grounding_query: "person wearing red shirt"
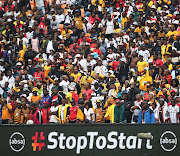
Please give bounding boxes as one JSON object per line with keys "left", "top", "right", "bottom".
{"left": 162, "top": 69, "right": 172, "bottom": 84}
{"left": 68, "top": 100, "right": 78, "bottom": 123}
{"left": 82, "top": 83, "right": 93, "bottom": 100}
{"left": 5, "top": 5, "right": 14, "bottom": 12}
{"left": 41, "top": 101, "right": 50, "bottom": 124}
{"left": 155, "top": 59, "right": 163, "bottom": 67}
{"left": 38, "top": 17, "right": 47, "bottom": 34}
{"left": 112, "top": 57, "right": 120, "bottom": 71}
{"left": 93, "top": 43, "right": 101, "bottom": 55}
{"left": 77, "top": 32, "right": 91, "bottom": 44}
{"left": 88, "top": 12, "right": 96, "bottom": 25}
{"left": 33, "top": 65, "right": 45, "bottom": 85}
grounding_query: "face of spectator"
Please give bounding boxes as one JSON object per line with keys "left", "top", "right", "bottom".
{"left": 53, "top": 88, "right": 58, "bottom": 94}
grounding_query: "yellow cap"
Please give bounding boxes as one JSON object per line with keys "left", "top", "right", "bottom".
{"left": 52, "top": 14, "right": 56, "bottom": 17}
{"left": 99, "top": 74, "right": 104, "bottom": 78}
{"left": 97, "top": 100, "right": 101, "bottom": 103}
{"left": 60, "top": 66, "right": 65, "bottom": 70}
{"left": 32, "top": 87, "right": 38, "bottom": 92}
{"left": 139, "top": 9, "right": 143, "bottom": 12}
{"left": 38, "top": 59, "right": 43, "bottom": 62}
{"left": 167, "top": 14, "right": 172, "bottom": 17}
{"left": 109, "top": 74, "right": 116, "bottom": 78}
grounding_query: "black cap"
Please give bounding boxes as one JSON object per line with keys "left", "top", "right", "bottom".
{"left": 30, "top": 103, "right": 37, "bottom": 107}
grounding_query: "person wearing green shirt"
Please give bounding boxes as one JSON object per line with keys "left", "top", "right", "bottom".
{"left": 114, "top": 100, "right": 126, "bottom": 123}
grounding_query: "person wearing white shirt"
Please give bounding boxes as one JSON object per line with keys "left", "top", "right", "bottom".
{"left": 60, "top": 76, "right": 70, "bottom": 94}
{"left": 94, "top": 59, "right": 108, "bottom": 77}
{"left": 56, "top": 10, "right": 65, "bottom": 24}
{"left": 49, "top": 101, "right": 59, "bottom": 123}
{"left": 7, "top": 70, "right": 15, "bottom": 89}
{"left": 131, "top": 94, "right": 142, "bottom": 123}
{"left": 26, "top": 26, "right": 34, "bottom": 40}
{"left": 168, "top": 100, "right": 179, "bottom": 123}
{"left": 84, "top": 102, "right": 95, "bottom": 123}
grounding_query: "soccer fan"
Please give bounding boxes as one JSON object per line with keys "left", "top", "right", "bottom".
{"left": 0, "top": 0, "right": 179, "bottom": 125}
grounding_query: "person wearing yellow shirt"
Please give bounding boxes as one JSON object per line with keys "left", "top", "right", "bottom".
{"left": 137, "top": 55, "right": 148, "bottom": 74}
{"left": 121, "top": 12, "right": 129, "bottom": 29}
{"left": 18, "top": 43, "right": 27, "bottom": 63}
{"left": 74, "top": 10, "right": 83, "bottom": 31}
{"left": 70, "top": 66, "right": 81, "bottom": 83}
{"left": 166, "top": 26, "right": 178, "bottom": 40}
{"left": 61, "top": 26, "right": 72, "bottom": 39}
{"left": 43, "top": 59, "right": 51, "bottom": 78}
{"left": 139, "top": 70, "right": 153, "bottom": 91}
{"left": 104, "top": 98, "right": 115, "bottom": 123}
{"left": 2, "top": 100, "right": 12, "bottom": 124}
{"left": 134, "top": 22, "right": 144, "bottom": 34}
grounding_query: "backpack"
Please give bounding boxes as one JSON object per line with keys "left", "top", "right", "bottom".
{"left": 71, "top": 91, "right": 79, "bottom": 104}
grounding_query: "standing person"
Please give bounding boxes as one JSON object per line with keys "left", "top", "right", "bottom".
{"left": 10, "top": 101, "right": 22, "bottom": 124}
{"left": 48, "top": 100, "right": 59, "bottom": 124}
{"left": 50, "top": 87, "right": 62, "bottom": 105}
{"left": 33, "top": 65, "right": 45, "bottom": 84}
{"left": 2, "top": 100, "right": 12, "bottom": 124}
{"left": 68, "top": 100, "right": 78, "bottom": 123}
{"left": 30, "top": 103, "right": 41, "bottom": 124}
{"left": 153, "top": 98, "right": 169, "bottom": 123}
{"left": 35, "top": 0, "right": 45, "bottom": 14}
{"left": 105, "top": 14, "right": 114, "bottom": 39}
{"left": 168, "top": 99, "right": 179, "bottom": 123}
{"left": 94, "top": 59, "right": 108, "bottom": 77}
{"left": 40, "top": 89, "right": 51, "bottom": 106}
{"left": 74, "top": 10, "right": 83, "bottom": 34}
{"left": 95, "top": 100, "right": 104, "bottom": 123}
{"left": 114, "top": 100, "right": 126, "bottom": 123}
{"left": 82, "top": 83, "right": 93, "bottom": 100}
{"left": 104, "top": 98, "right": 115, "bottom": 123}
{"left": 55, "top": 99, "right": 70, "bottom": 124}
{"left": 20, "top": 102, "right": 30, "bottom": 124}
{"left": 138, "top": 101, "right": 155, "bottom": 124}
{"left": 84, "top": 101, "right": 95, "bottom": 123}
{"left": 137, "top": 55, "right": 148, "bottom": 75}
{"left": 131, "top": 94, "right": 142, "bottom": 123}
{"left": 41, "top": 101, "right": 50, "bottom": 124}
{"left": 31, "top": 87, "right": 41, "bottom": 104}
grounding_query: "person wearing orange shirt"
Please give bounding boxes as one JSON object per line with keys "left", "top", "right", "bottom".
{"left": 31, "top": 87, "right": 41, "bottom": 104}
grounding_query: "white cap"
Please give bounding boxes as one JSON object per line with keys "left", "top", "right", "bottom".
{"left": 76, "top": 54, "right": 81, "bottom": 58}
{"left": 27, "top": 14, "right": 32, "bottom": 16}
{"left": 16, "top": 62, "right": 22, "bottom": 66}
{"left": 163, "top": 5, "right": 168, "bottom": 8}
{"left": 147, "top": 20, "right": 152, "bottom": 24}
{"left": 172, "top": 47, "right": 177, "bottom": 51}
{"left": 172, "top": 20, "right": 179, "bottom": 24}
{"left": 108, "top": 70, "right": 114, "bottom": 74}
{"left": 151, "top": 5, "right": 156, "bottom": 9}
{"left": 133, "top": 21, "right": 138, "bottom": 25}
{"left": 7, "top": 18, "right": 12, "bottom": 22}
{"left": 121, "top": 58, "right": 126, "bottom": 63}
{"left": 148, "top": 59, "right": 153, "bottom": 64}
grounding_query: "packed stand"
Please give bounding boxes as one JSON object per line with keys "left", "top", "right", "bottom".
{"left": 0, "top": 0, "right": 180, "bottom": 125}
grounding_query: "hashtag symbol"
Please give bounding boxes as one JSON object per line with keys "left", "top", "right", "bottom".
{"left": 32, "top": 132, "right": 45, "bottom": 151}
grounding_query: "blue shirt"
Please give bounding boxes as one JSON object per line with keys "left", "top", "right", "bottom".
{"left": 40, "top": 95, "right": 51, "bottom": 106}
{"left": 138, "top": 109, "right": 155, "bottom": 124}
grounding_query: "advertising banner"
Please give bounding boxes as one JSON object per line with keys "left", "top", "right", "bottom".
{"left": 1, "top": 124, "right": 179, "bottom": 156}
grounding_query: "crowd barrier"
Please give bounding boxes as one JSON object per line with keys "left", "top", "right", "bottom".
{"left": 0, "top": 124, "right": 179, "bottom": 156}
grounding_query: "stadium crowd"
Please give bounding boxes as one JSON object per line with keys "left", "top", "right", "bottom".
{"left": 0, "top": 0, "right": 179, "bottom": 125}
